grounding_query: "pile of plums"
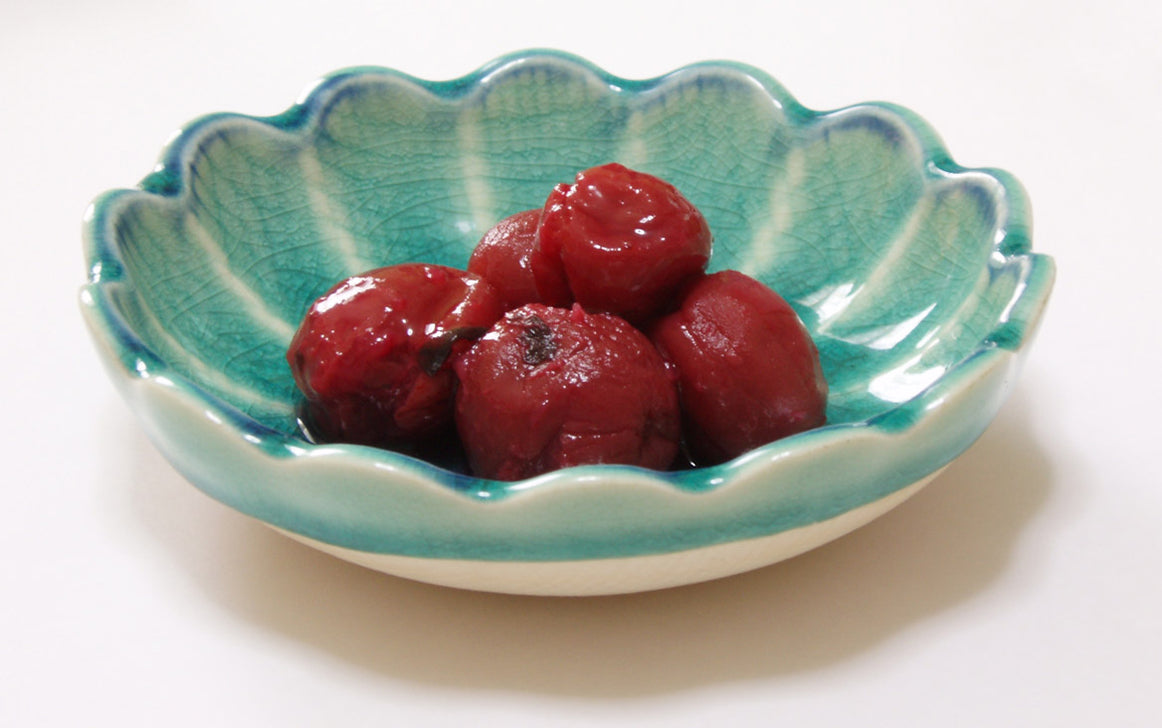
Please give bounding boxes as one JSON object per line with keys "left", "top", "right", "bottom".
{"left": 287, "top": 163, "right": 828, "bottom": 480}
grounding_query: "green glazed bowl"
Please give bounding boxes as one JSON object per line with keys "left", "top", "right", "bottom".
{"left": 81, "top": 50, "right": 1054, "bottom": 595}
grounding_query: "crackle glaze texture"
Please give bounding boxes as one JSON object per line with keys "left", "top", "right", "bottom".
{"left": 81, "top": 51, "right": 1054, "bottom": 573}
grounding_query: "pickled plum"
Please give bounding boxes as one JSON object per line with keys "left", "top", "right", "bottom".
{"left": 535, "top": 163, "right": 712, "bottom": 324}
{"left": 650, "top": 270, "right": 828, "bottom": 465}
{"left": 466, "top": 209, "right": 570, "bottom": 309}
{"left": 453, "top": 303, "right": 681, "bottom": 481}
{"left": 287, "top": 163, "right": 829, "bottom": 478}
{"left": 287, "top": 263, "right": 503, "bottom": 449}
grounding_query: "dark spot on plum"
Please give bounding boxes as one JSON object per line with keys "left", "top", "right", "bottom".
{"left": 518, "top": 314, "right": 557, "bottom": 365}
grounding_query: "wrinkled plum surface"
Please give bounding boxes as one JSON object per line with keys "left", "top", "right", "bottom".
{"left": 287, "top": 263, "right": 503, "bottom": 449}
{"left": 453, "top": 303, "right": 681, "bottom": 480}
{"left": 535, "top": 163, "right": 712, "bottom": 324}
{"left": 650, "top": 270, "right": 828, "bottom": 465}
{"left": 467, "top": 209, "right": 569, "bottom": 310}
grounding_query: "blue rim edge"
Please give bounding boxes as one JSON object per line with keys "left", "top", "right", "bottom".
{"left": 80, "top": 49, "right": 1056, "bottom": 558}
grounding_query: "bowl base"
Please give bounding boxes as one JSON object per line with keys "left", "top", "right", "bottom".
{"left": 272, "top": 469, "right": 943, "bottom": 596}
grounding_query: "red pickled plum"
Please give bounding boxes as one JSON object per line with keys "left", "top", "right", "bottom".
{"left": 535, "top": 163, "right": 712, "bottom": 324}
{"left": 287, "top": 263, "right": 503, "bottom": 449}
{"left": 453, "top": 304, "right": 681, "bottom": 480}
{"left": 467, "top": 209, "right": 570, "bottom": 309}
{"left": 650, "top": 270, "right": 828, "bottom": 465}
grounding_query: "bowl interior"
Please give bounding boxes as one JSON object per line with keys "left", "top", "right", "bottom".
{"left": 92, "top": 54, "right": 1038, "bottom": 463}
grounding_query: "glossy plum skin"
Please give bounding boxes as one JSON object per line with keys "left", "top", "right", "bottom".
{"left": 453, "top": 303, "right": 681, "bottom": 481}
{"left": 467, "top": 209, "right": 570, "bottom": 310}
{"left": 650, "top": 270, "right": 828, "bottom": 465}
{"left": 287, "top": 264, "right": 503, "bottom": 449}
{"left": 535, "top": 163, "right": 712, "bottom": 324}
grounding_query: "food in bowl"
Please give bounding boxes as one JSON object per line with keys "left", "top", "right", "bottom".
{"left": 535, "top": 162, "right": 713, "bottom": 324}
{"left": 286, "top": 163, "right": 829, "bottom": 478}
{"left": 651, "top": 269, "right": 829, "bottom": 465}
{"left": 466, "top": 209, "right": 548, "bottom": 309}
{"left": 286, "top": 263, "right": 503, "bottom": 450}
{"left": 454, "top": 303, "right": 682, "bottom": 480}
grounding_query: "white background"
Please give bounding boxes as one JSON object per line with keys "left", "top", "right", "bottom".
{"left": 3, "top": 1, "right": 1160, "bottom": 725}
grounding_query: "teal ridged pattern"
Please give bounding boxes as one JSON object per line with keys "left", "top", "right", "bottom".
{"left": 81, "top": 50, "right": 1054, "bottom": 561}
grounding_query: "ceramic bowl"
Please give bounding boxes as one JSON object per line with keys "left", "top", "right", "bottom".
{"left": 81, "top": 50, "right": 1054, "bottom": 596}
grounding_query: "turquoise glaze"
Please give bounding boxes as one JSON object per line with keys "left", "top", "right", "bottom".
{"left": 81, "top": 50, "right": 1054, "bottom": 564}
